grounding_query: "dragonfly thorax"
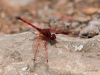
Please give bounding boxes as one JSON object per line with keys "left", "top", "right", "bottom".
{"left": 42, "top": 29, "right": 56, "bottom": 40}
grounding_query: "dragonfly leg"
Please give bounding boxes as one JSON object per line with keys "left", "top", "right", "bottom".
{"left": 29, "top": 35, "right": 42, "bottom": 41}
{"left": 44, "top": 40, "right": 48, "bottom": 63}
{"left": 33, "top": 36, "right": 41, "bottom": 61}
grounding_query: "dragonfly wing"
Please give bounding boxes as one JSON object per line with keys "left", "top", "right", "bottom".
{"left": 47, "top": 28, "right": 69, "bottom": 35}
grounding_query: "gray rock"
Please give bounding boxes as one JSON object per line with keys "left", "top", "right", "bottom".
{"left": 73, "top": 16, "right": 91, "bottom": 23}
{"left": 79, "top": 20, "right": 100, "bottom": 38}
{"left": 89, "top": 20, "right": 100, "bottom": 30}
{"left": 0, "top": 32, "right": 100, "bottom": 75}
{"left": 71, "top": 21, "right": 80, "bottom": 29}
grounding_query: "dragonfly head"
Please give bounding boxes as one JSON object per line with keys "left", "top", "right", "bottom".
{"left": 50, "top": 34, "right": 56, "bottom": 40}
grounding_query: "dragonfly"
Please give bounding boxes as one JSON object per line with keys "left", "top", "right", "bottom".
{"left": 16, "top": 16, "right": 69, "bottom": 63}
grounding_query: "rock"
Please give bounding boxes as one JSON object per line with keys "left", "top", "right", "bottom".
{"left": 89, "top": 20, "right": 100, "bottom": 30}
{"left": 62, "top": 16, "right": 73, "bottom": 22}
{"left": 79, "top": 24, "right": 99, "bottom": 38}
{"left": 55, "top": 12, "right": 63, "bottom": 19}
{"left": 79, "top": 20, "right": 100, "bottom": 38}
{"left": 49, "top": 17, "right": 60, "bottom": 23}
{"left": 97, "top": 9, "right": 100, "bottom": 13}
{"left": 71, "top": 21, "right": 80, "bottom": 29}
{"left": 92, "top": 13, "right": 100, "bottom": 20}
{"left": 73, "top": 16, "right": 91, "bottom": 23}
{"left": 84, "top": 7, "right": 98, "bottom": 15}
{"left": 74, "top": 26, "right": 81, "bottom": 35}
{"left": 0, "top": 32, "right": 100, "bottom": 75}
{"left": 66, "top": 8, "right": 75, "bottom": 15}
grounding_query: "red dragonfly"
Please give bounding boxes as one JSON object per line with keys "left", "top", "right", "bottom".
{"left": 16, "top": 16, "right": 69, "bottom": 63}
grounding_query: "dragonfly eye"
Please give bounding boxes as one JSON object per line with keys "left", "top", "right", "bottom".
{"left": 50, "top": 34, "right": 56, "bottom": 40}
